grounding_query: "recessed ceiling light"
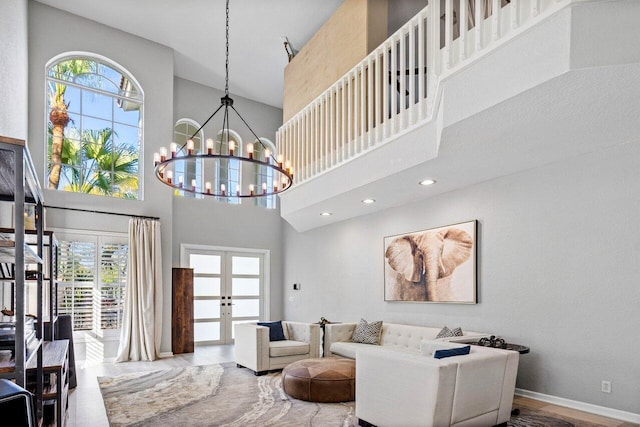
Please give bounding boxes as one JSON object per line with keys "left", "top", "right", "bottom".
{"left": 320, "top": 212, "right": 332, "bottom": 217}
{"left": 419, "top": 179, "right": 436, "bottom": 186}
{"left": 362, "top": 198, "right": 376, "bottom": 204}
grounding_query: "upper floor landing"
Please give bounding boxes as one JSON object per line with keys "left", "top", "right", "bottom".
{"left": 277, "top": 0, "right": 640, "bottom": 231}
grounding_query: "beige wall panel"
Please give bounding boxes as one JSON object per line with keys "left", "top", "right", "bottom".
{"left": 283, "top": 0, "right": 387, "bottom": 122}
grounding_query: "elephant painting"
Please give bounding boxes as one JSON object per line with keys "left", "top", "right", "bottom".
{"left": 384, "top": 221, "right": 477, "bottom": 303}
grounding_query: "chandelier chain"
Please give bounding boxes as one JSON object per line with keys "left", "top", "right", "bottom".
{"left": 225, "top": 0, "right": 230, "bottom": 96}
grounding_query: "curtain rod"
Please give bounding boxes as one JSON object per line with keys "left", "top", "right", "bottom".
{"left": 44, "top": 205, "right": 160, "bottom": 221}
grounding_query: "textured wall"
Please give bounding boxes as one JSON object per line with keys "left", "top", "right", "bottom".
{"left": 283, "top": 140, "right": 640, "bottom": 414}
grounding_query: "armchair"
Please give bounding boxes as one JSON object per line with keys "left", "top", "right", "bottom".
{"left": 235, "top": 321, "right": 321, "bottom": 375}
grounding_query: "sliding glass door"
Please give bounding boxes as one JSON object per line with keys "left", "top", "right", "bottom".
{"left": 183, "top": 247, "right": 266, "bottom": 345}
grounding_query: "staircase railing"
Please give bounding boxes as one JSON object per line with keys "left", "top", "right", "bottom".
{"left": 277, "top": 0, "right": 572, "bottom": 185}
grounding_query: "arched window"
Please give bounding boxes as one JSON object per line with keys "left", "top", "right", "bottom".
{"left": 253, "top": 138, "right": 277, "bottom": 209}
{"left": 173, "top": 119, "right": 204, "bottom": 199}
{"left": 46, "top": 54, "right": 143, "bottom": 199}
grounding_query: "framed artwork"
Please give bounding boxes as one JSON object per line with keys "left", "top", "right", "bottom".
{"left": 384, "top": 220, "right": 477, "bottom": 303}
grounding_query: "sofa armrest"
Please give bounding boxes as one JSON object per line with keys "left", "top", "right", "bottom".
{"left": 448, "top": 346, "right": 519, "bottom": 425}
{"left": 282, "top": 321, "right": 321, "bottom": 358}
{"left": 324, "top": 322, "right": 357, "bottom": 357}
{"left": 356, "top": 349, "right": 457, "bottom": 427}
{"left": 234, "top": 323, "right": 270, "bottom": 372}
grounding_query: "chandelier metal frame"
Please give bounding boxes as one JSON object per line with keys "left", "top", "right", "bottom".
{"left": 154, "top": 0, "right": 293, "bottom": 198}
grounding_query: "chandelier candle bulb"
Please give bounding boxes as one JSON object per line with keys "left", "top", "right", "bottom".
{"left": 206, "top": 138, "right": 214, "bottom": 155}
{"left": 277, "top": 154, "right": 284, "bottom": 168}
{"left": 236, "top": 184, "right": 240, "bottom": 197}
{"left": 249, "top": 184, "right": 255, "bottom": 196}
{"left": 229, "top": 140, "right": 235, "bottom": 156}
{"left": 178, "top": 175, "right": 183, "bottom": 188}
{"left": 191, "top": 179, "right": 197, "bottom": 191}
{"left": 153, "top": 152, "right": 160, "bottom": 166}
{"left": 247, "top": 143, "right": 254, "bottom": 159}
{"left": 262, "top": 182, "right": 267, "bottom": 194}
{"left": 205, "top": 182, "right": 212, "bottom": 194}
{"left": 159, "top": 147, "right": 167, "bottom": 162}
{"left": 221, "top": 183, "right": 226, "bottom": 196}
{"left": 187, "top": 139, "right": 195, "bottom": 155}
{"left": 265, "top": 149, "right": 271, "bottom": 163}
{"left": 166, "top": 170, "right": 173, "bottom": 184}
{"left": 170, "top": 142, "right": 177, "bottom": 158}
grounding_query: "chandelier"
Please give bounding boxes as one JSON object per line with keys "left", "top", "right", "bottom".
{"left": 154, "top": 0, "right": 293, "bottom": 198}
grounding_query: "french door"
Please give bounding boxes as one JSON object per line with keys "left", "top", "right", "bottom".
{"left": 182, "top": 246, "right": 267, "bottom": 345}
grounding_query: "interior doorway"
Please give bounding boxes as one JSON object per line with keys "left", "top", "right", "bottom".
{"left": 181, "top": 245, "right": 269, "bottom": 345}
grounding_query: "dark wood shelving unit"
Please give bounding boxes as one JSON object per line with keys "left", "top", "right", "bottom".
{"left": 0, "top": 135, "right": 45, "bottom": 420}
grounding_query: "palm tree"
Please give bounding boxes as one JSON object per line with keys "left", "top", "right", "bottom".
{"left": 47, "top": 59, "right": 97, "bottom": 189}
{"left": 60, "top": 128, "right": 139, "bottom": 198}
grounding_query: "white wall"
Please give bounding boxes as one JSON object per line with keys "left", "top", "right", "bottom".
{"left": 0, "top": 0, "right": 29, "bottom": 140}
{"left": 28, "top": 2, "right": 175, "bottom": 355}
{"left": 172, "top": 77, "right": 285, "bottom": 319}
{"left": 283, "top": 139, "right": 640, "bottom": 414}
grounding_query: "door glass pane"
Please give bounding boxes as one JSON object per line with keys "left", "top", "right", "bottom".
{"left": 194, "top": 300, "right": 220, "bottom": 319}
{"left": 194, "top": 277, "right": 220, "bottom": 296}
{"left": 232, "top": 256, "right": 259, "bottom": 275}
{"left": 232, "top": 320, "right": 255, "bottom": 339}
{"left": 231, "top": 299, "right": 259, "bottom": 317}
{"left": 190, "top": 254, "right": 221, "bottom": 274}
{"left": 232, "top": 278, "right": 259, "bottom": 296}
{"left": 194, "top": 321, "right": 220, "bottom": 342}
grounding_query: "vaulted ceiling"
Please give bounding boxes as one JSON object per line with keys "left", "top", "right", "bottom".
{"left": 34, "top": 0, "right": 343, "bottom": 108}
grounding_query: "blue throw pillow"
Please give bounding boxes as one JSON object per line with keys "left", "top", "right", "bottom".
{"left": 257, "top": 321, "right": 286, "bottom": 341}
{"left": 433, "top": 345, "right": 471, "bottom": 359}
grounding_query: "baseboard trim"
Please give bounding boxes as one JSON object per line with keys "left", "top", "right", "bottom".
{"left": 158, "top": 351, "right": 174, "bottom": 358}
{"left": 515, "top": 388, "right": 640, "bottom": 424}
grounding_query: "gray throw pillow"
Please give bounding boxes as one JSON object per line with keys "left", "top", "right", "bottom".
{"left": 351, "top": 318, "right": 383, "bottom": 345}
{"left": 436, "top": 326, "right": 463, "bottom": 339}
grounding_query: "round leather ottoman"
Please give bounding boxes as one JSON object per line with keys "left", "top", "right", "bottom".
{"left": 282, "top": 357, "right": 355, "bottom": 403}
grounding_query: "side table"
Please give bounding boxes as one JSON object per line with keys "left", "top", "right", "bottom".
{"left": 27, "top": 340, "right": 69, "bottom": 427}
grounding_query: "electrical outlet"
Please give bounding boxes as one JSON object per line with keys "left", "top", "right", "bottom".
{"left": 601, "top": 380, "right": 611, "bottom": 393}
{"left": 293, "top": 283, "right": 301, "bottom": 290}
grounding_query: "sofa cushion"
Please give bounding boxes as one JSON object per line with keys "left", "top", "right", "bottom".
{"left": 351, "top": 319, "right": 383, "bottom": 345}
{"left": 257, "top": 320, "right": 286, "bottom": 341}
{"left": 435, "top": 326, "right": 463, "bottom": 339}
{"left": 331, "top": 341, "right": 419, "bottom": 359}
{"left": 269, "top": 340, "right": 310, "bottom": 357}
{"left": 434, "top": 345, "right": 471, "bottom": 359}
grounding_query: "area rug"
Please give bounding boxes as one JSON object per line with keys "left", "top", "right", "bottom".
{"left": 98, "top": 363, "right": 356, "bottom": 426}
{"left": 98, "top": 363, "right": 598, "bottom": 427}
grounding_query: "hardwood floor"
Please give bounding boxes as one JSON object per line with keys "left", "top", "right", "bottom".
{"left": 66, "top": 346, "right": 636, "bottom": 426}
{"left": 512, "top": 396, "right": 638, "bottom": 427}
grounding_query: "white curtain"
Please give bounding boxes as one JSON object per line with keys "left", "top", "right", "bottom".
{"left": 116, "top": 218, "right": 163, "bottom": 362}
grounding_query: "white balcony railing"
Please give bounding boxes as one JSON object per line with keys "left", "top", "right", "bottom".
{"left": 277, "top": 0, "right": 574, "bottom": 185}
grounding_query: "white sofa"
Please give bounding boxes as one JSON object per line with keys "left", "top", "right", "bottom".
{"left": 235, "top": 321, "right": 321, "bottom": 375}
{"left": 324, "top": 322, "right": 486, "bottom": 358}
{"left": 356, "top": 343, "right": 520, "bottom": 427}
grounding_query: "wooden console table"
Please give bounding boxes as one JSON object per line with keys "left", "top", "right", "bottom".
{"left": 27, "top": 340, "right": 69, "bottom": 427}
